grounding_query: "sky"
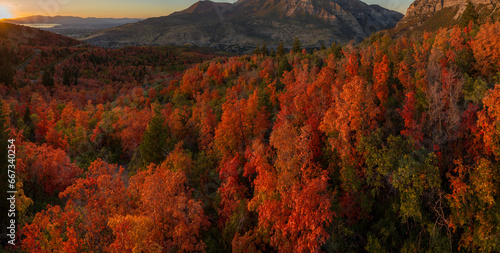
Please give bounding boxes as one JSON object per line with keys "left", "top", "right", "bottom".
{"left": 0, "top": 0, "right": 411, "bottom": 19}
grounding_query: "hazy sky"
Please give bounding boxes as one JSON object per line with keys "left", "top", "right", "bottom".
{"left": 0, "top": 0, "right": 411, "bottom": 19}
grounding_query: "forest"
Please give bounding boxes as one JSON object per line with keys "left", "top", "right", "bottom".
{"left": 1, "top": 17, "right": 500, "bottom": 252}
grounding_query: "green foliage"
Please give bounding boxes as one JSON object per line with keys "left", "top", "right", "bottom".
{"left": 463, "top": 74, "right": 490, "bottom": 104}
{"left": 277, "top": 58, "right": 292, "bottom": 78}
{"left": 253, "top": 43, "right": 269, "bottom": 56}
{"left": 261, "top": 43, "right": 269, "bottom": 56}
{"left": 138, "top": 105, "right": 170, "bottom": 168}
{"left": 22, "top": 106, "right": 35, "bottom": 142}
{"left": 62, "top": 67, "right": 73, "bottom": 86}
{"left": 460, "top": 0, "right": 478, "bottom": 27}
{"left": 292, "top": 37, "right": 302, "bottom": 53}
{"left": 415, "top": 7, "right": 460, "bottom": 32}
{"left": 448, "top": 158, "right": 500, "bottom": 251}
{"left": 277, "top": 41, "right": 285, "bottom": 57}
{"left": 253, "top": 43, "right": 261, "bottom": 55}
{"left": 12, "top": 19, "right": 500, "bottom": 252}
{"left": 363, "top": 133, "right": 441, "bottom": 219}
{"left": 0, "top": 57, "right": 14, "bottom": 86}
{"left": 361, "top": 131, "right": 448, "bottom": 252}
{"left": 42, "top": 70, "right": 54, "bottom": 87}
{"left": 330, "top": 42, "right": 343, "bottom": 59}
{"left": 320, "top": 43, "right": 326, "bottom": 51}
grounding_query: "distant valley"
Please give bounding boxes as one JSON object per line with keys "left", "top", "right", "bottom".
{"left": 1, "top": 16, "right": 143, "bottom": 39}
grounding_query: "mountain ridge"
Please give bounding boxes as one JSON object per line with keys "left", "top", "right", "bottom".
{"left": 84, "top": 0, "right": 403, "bottom": 53}
{"left": 395, "top": 0, "right": 500, "bottom": 31}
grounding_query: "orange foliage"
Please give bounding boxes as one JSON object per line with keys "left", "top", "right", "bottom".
{"left": 471, "top": 21, "right": 500, "bottom": 76}
{"left": 17, "top": 143, "right": 82, "bottom": 195}
{"left": 321, "top": 75, "right": 379, "bottom": 159}
{"left": 129, "top": 162, "right": 209, "bottom": 252}
{"left": 373, "top": 55, "right": 390, "bottom": 106}
{"left": 22, "top": 204, "right": 82, "bottom": 253}
{"left": 59, "top": 159, "right": 128, "bottom": 252}
{"left": 478, "top": 84, "right": 500, "bottom": 156}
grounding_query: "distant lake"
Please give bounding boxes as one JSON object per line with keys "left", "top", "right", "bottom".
{"left": 23, "top": 23, "right": 61, "bottom": 29}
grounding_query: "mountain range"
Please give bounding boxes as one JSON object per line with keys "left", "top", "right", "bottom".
{"left": 84, "top": 0, "right": 404, "bottom": 52}
{"left": 6, "top": 0, "right": 496, "bottom": 53}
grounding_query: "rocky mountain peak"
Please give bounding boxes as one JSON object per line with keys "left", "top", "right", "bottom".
{"left": 172, "top": 1, "right": 234, "bottom": 16}
{"left": 397, "top": 0, "right": 500, "bottom": 30}
{"left": 84, "top": 0, "right": 403, "bottom": 53}
{"left": 279, "top": 0, "right": 341, "bottom": 21}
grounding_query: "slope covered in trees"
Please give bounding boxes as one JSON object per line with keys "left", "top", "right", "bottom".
{"left": 2, "top": 18, "right": 500, "bottom": 252}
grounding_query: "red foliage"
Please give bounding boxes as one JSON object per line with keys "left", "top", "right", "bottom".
{"left": 17, "top": 143, "right": 82, "bottom": 195}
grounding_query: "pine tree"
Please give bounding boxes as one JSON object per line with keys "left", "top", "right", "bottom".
{"left": 278, "top": 58, "right": 292, "bottom": 77}
{"left": 42, "top": 70, "right": 54, "bottom": 87}
{"left": 23, "top": 105, "right": 35, "bottom": 141}
{"left": 330, "top": 42, "right": 343, "bottom": 59}
{"left": 253, "top": 43, "right": 262, "bottom": 55}
{"left": 63, "top": 68, "right": 72, "bottom": 86}
{"left": 253, "top": 43, "right": 261, "bottom": 55}
{"left": 460, "top": 0, "right": 478, "bottom": 27}
{"left": 138, "top": 104, "right": 169, "bottom": 167}
{"left": 292, "top": 38, "right": 302, "bottom": 53}
{"left": 261, "top": 43, "right": 269, "bottom": 56}
{"left": 277, "top": 41, "right": 285, "bottom": 57}
{"left": 0, "top": 56, "right": 14, "bottom": 86}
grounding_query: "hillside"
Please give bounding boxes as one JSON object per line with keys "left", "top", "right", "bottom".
{"left": 84, "top": 0, "right": 403, "bottom": 52}
{"left": 3, "top": 14, "right": 500, "bottom": 251}
{"left": 395, "top": 0, "right": 500, "bottom": 31}
{"left": 0, "top": 22, "right": 80, "bottom": 47}
{"left": 0, "top": 22, "right": 82, "bottom": 86}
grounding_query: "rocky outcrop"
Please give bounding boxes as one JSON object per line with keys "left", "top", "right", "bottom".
{"left": 397, "top": 0, "right": 500, "bottom": 30}
{"left": 84, "top": 0, "right": 403, "bottom": 53}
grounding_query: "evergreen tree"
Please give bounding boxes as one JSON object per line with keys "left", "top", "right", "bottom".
{"left": 42, "top": 70, "right": 54, "bottom": 87}
{"left": 253, "top": 43, "right": 262, "bottom": 55}
{"left": 292, "top": 37, "right": 302, "bottom": 53}
{"left": 460, "top": 0, "right": 478, "bottom": 27}
{"left": 23, "top": 105, "right": 35, "bottom": 142}
{"left": 0, "top": 56, "right": 14, "bottom": 86}
{"left": 330, "top": 42, "right": 343, "bottom": 59}
{"left": 62, "top": 68, "right": 72, "bottom": 86}
{"left": 138, "top": 104, "right": 169, "bottom": 167}
{"left": 320, "top": 43, "right": 326, "bottom": 51}
{"left": 270, "top": 49, "right": 276, "bottom": 57}
{"left": 278, "top": 58, "right": 292, "bottom": 77}
{"left": 261, "top": 43, "right": 269, "bottom": 56}
{"left": 277, "top": 41, "right": 285, "bottom": 57}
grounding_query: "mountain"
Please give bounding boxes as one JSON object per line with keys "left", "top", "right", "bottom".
{"left": 0, "top": 22, "right": 80, "bottom": 47}
{"left": 84, "top": 0, "right": 403, "bottom": 53}
{"left": 1, "top": 16, "right": 143, "bottom": 39}
{"left": 396, "top": 0, "right": 500, "bottom": 31}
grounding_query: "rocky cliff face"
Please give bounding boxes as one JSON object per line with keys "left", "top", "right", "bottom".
{"left": 397, "top": 0, "right": 499, "bottom": 30}
{"left": 84, "top": 0, "right": 403, "bottom": 53}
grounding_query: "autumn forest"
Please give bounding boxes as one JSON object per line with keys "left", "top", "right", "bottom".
{"left": 1, "top": 16, "right": 500, "bottom": 252}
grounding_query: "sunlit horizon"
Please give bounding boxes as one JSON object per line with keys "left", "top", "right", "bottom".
{"left": 2, "top": 0, "right": 409, "bottom": 20}
{"left": 0, "top": 5, "right": 12, "bottom": 19}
